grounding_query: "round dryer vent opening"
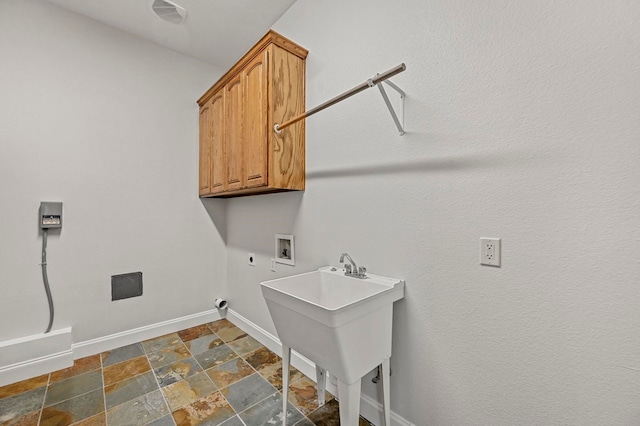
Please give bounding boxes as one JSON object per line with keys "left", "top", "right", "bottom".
{"left": 152, "top": 0, "right": 187, "bottom": 24}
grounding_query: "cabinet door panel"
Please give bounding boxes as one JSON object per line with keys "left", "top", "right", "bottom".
{"left": 270, "top": 45, "right": 305, "bottom": 190}
{"left": 243, "top": 50, "right": 268, "bottom": 188}
{"left": 209, "top": 93, "right": 225, "bottom": 193}
{"left": 225, "top": 76, "right": 243, "bottom": 191}
{"left": 198, "top": 104, "right": 211, "bottom": 195}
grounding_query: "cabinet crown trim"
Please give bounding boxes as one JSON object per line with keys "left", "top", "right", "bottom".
{"left": 198, "top": 30, "right": 308, "bottom": 106}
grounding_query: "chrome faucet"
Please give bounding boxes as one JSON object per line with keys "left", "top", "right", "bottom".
{"left": 339, "top": 252, "right": 367, "bottom": 279}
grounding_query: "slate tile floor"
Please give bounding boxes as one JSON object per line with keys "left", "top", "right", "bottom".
{"left": 0, "top": 319, "right": 373, "bottom": 426}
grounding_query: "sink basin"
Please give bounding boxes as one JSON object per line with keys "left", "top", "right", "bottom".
{"left": 261, "top": 266, "right": 404, "bottom": 384}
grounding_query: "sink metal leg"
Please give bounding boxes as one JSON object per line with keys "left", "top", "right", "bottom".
{"left": 381, "top": 358, "right": 391, "bottom": 426}
{"left": 337, "top": 378, "right": 361, "bottom": 426}
{"left": 282, "top": 345, "right": 291, "bottom": 426}
{"left": 316, "top": 365, "right": 326, "bottom": 407}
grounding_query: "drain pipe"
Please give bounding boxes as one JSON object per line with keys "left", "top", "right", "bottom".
{"left": 372, "top": 364, "right": 392, "bottom": 383}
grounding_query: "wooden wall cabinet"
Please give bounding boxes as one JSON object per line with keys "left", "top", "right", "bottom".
{"left": 198, "top": 31, "right": 308, "bottom": 198}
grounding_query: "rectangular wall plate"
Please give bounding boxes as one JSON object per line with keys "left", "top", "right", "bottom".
{"left": 40, "top": 202, "right": 63, "bottom": 229}
{"left": 275, "top": 234, "right": 295, "bottom": 266}
{"left": 112, "top": 272, "right": 143, "bottom": 301}
{"left": 480, "top": 238, "right": 501, "bottom": 267}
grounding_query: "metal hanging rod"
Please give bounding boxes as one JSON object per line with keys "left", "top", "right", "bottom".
{"left": 274, "top": 63, "right": 407, "bottom": 135}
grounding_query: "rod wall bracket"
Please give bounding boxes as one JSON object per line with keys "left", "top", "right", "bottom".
{"left": 376, "top": 76, "right": 406, "bottom": 136}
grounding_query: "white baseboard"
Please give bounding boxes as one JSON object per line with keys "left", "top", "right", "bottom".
{"left": 73, "top": 309, "right": 222, "bottom": 359}
{"left": 0, "top": 310, "right": 224, "bottom": 387}
{"left": 226, "top": 309, "right": 414, "bottom": 426}
{"left": 360, "top": 392, "right": 416, "bottom": 426}
{"left": 0, "top": 327, "right": 74, "bottom": 387}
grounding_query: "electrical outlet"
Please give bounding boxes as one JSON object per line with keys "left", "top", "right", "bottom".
{"left": 248, "top": 253, "right": 256, "bottom": 266}
{"left": 270, "top": 258, "right": 276, "bottom": 272}
{"left": 480, "top": 238, "right": 501, "bottom": 267}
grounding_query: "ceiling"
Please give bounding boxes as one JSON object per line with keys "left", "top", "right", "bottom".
{"left": 44, "top": 0, "right": 299, "bottom": 68}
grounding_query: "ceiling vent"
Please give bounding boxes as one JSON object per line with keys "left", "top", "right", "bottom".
{"left": 152, "top": 0, "right": 187, "bottom": 24}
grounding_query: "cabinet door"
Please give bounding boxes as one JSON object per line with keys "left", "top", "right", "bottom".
{"left": 198, "top": 103, "right": 211, "bottom": 195}
{"left": 225, "top": 75, "right": 243, "bottom": 191}
{"left": 270, "top": 45, "right": 306, "bottom": 191}
{"left": 242, "top": 50, "right": 268, "bottom": 188}
{"left": 209, "top": 92, "right": 225, "bottom": 193}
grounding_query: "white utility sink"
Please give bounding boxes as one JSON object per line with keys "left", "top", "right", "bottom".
{"left": 261, "top": 266, "right": 404, "bottom": 426}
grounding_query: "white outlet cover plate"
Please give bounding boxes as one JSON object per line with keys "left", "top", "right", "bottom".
{"left": 248, "top": 253, "right": 256, "bottom": 266}
{"left": 480, "top": 238, "right": 501, "bottom": 267}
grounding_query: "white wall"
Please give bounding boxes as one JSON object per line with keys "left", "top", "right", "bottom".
{"left": 225, "top": 0, "right": 640, "bottom": 424}
{"left": 2, "top": 0, "right": 639, "bottom": 423}
{"left": 0, "top": 1, "right": 226, "bottom": 343}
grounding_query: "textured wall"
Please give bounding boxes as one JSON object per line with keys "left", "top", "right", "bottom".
{"left": 225, "top": 0, "right": 640, "bottom": 424}
{"left": 0, "top": 1, "right": 226, "bottom": 343}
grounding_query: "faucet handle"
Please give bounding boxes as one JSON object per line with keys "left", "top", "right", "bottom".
{"left": 358, "top": 266, "right": 367, "bottom": 276}
{"left": 345, "top": 264, "right": 352, "bottom": 274}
